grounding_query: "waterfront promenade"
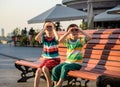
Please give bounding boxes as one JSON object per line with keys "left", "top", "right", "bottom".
{"left": 0, "top": 44, "right": 96, "bottom": 87}
{"left": 0, "top": 44, "right": 47, "bottom": 87}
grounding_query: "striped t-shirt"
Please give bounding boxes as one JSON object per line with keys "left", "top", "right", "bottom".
{"left": 42, "top": 35, "right": 59, "bottom": 59}
{"left": 64, "top": 37, "right": 86, "bottom": 64}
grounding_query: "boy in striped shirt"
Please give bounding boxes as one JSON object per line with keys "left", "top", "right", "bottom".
{"left": 34, "top": 21, "right": 60, "bottom": 87}
{"left": 52, "top": 24, "right": 91, "bottom": 87}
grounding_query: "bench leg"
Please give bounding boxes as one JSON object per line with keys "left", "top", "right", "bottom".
{"left": 96, "top": 75, "right": 120, "bottom": 87}
{"left": 62, "top": 76, "right": 82, "bottom": 87}
{"left": 15, "top": 63, "right": 36, "bottom": 82}
{"left": 84, "top": 79, "right": 90, "bottom": 87}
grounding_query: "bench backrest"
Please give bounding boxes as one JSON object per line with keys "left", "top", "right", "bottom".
{"left": 58, "top": 29, "right": 120, "bottom": 75}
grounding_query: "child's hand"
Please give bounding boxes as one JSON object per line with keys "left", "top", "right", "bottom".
{"left": 67, "top": 28, "right": 73, "bottom": 34}
{"left": 43, "top": 24, "right": 48, "bottom": 31}
{"left": 77, "top": 28, "right": 83, "bottom": 33}
{"left": 51, "top": 24, "right": 56, "bottom": 31}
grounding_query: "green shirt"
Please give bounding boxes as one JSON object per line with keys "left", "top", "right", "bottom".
{"left": 64, "top": 37, "right": 86, "bottom": 64}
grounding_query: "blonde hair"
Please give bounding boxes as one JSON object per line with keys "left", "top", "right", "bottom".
{"left": 43, "top": 21, "right": 55, "bottom": 28}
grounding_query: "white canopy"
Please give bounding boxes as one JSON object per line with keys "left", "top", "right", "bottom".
{"left": 28, "top": 4, "right": 87, "bottom": 24}
{"left": 107, "top": 5, "right": 120, "bottom": 14}
{"left": 94, "top": 8, "right": 120, "bottom": 22}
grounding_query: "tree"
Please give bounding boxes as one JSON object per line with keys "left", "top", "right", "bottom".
{"left": 13, "top": 27, "right": 21, "bottom": 36}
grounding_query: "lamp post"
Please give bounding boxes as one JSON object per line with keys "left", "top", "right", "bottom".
{"left": 87, "top": 0, "right": 94, "bottom": 29}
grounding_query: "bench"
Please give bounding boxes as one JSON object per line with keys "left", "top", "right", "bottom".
{"left": 15, "top": 29, "right": 120, "bottom": 87}
{"left": 67, "top": 29, "right": 120, "bottom": 87}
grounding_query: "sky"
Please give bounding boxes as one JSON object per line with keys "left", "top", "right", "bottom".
{"left": 0, "top": 0, "right": 82, "bottom": 36}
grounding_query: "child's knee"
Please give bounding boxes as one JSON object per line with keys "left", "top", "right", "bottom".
{"left": 35, "top": 68, "right": 41, "bottom": 76}
{"left": 42, "top": 66, "right": 49, "bottom": 72}
{"left": 52, "top": 67, "right": 57, "bottom": 74}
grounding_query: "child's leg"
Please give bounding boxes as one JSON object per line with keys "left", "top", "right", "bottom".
{"left": 52, "top": 63, "right": 66, "bottom": 87}
{"left": 42, "top": 66, "right": 52, "bottom": 87}
{"left": 56, "top": 63, "right": 81, "bottom": 87}
{"left": 42, "top": 58, "right": 60, "bottom": 87}
{"left": 52, "top": 63, "right": 65, "bottom": 81}
{"left": 56, "top": 78, "right": 64, "bottom": 87}
{"left": 34, "top": 68, "right": 42, "bottom": 87}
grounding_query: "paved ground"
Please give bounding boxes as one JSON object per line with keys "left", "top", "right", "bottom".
{"left": 0, "top": 44, "right": 46, "bottom": 87}
{"left": 0, "top": 55, "right": 47, "bottom": 87}
{"left": 0, "top": 44, "right": 96, "bottom": 87}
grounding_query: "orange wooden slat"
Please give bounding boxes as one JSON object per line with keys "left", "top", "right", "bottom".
{"left": 83, "top": 54, "right": 120, "bottom": 61}
{"left": 58, "top": 47, "right": 67, "bottom": 52}
{"left": 84, "top": 49, "right": 120, "bottom": 56}
{"left": 92, "top": 34, "right": 120, "bottom": 39}
{"left": 15, "top": 60, "right": 40, "bottom": 68}
{"left": 88, "top": 39, "right": 120, "bottom": 44}
{"left": 84, "top": 44, "right": 120, "bottom": 51}
{"left": 59, "top": 52, "right": 66, "bottom": 56}
{"left": 82, "top": 63, "right": 120, "bottom": 72}
{"left": 90, "top": 29, "right": 120, "bottom": 34}
{"left": 68, "top": 70, "right": 101, "bottom": 81}
{"left": 83, "top": 58, "right": 120, "bottom": 67}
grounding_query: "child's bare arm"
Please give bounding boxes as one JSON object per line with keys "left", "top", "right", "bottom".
{"left": 59, "top": 28, "right": 72, "bottom": 43}
{"left": 79, "top": 29, "right": 92, "bottom": 41}
{"left": 35, "top": 29, "right": 45, "bottom": 42}
{"left": 52, "top": 25, "right": 59, "bottom": 41}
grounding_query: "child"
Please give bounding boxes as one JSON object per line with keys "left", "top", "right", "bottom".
{"left": 51, "top": 24, "right": 91, "bottom": 87}
{"left": 34, "top": 21, "right": 60, "bottom": 87}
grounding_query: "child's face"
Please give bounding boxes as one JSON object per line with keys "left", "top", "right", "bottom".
{"left": 69, "top": 26, "right": 79, "bottom": 38}
{"left": 44, "top": 22, "right": 54, "bottom": 34}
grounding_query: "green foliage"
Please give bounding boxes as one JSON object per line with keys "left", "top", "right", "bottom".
{"left": 20, "top": 35, "right": 27, "bottom": 46}
{"left": 30, "top": 35, "right": 36, "bottom": 46}
{"left": 79, "top": 22, "right": 88, "bottom": 30}
{"left": 13, "top": 28, "right": 20, "bottom": 36}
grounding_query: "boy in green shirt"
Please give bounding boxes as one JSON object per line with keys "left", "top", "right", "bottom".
{"left": 52, "top": 24, "right": 91, "bottom": 87}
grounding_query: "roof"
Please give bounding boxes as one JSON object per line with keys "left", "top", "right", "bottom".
{"left": 28, "top": 4, "right": 87, "bottom": 24}
{"left": 94, "top": 7, "right": 120, "bottom": 22}
{"left": 62, "top": 0, "right": 75, "bottom": 3}
{"left": 107, "top": 5, "right": 120, "bottom": 14}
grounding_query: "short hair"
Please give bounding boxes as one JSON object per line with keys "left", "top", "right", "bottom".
{"left": 67, "top": 24, "right": 78, "bottom": 31}
{"left": 43, "top": 21, "right": 55, "bottom": 28}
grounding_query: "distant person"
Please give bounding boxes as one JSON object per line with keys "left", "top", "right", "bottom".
{"left": 51, "top": 24, "right": 91, "bottom": 87}
{"left": 21, "top": 27, "right": 27, "bottom": 35}
{"left": 29, "top": 27, "right": 35, "bottom": 35}
{"left": 28, "top": 27, "right": 35, "bottom": 41}
{"left": 34, "top": 21, "right": 60, "bottom": 87}
{"left": 24, "top": 27, "right": 27, "bottom": 35}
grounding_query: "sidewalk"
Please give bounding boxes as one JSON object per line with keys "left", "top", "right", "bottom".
{"left": 0, "top": 53, "right": 46, "bottom": 87}
{"left": 0, "top": 44, "right": 46, "bottom": 87}
{"left": 0, "top": 69, "right": 47, "bottom": 87}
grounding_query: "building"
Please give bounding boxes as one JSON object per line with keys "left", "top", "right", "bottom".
{"left": 62, "top": 0, "right": 120, "bottom": 28}
{"left": 62, "top": 0, "right": 120, "bottom": 15}
{"left": 1, "top": 28, "right": 5, "bottom": 37}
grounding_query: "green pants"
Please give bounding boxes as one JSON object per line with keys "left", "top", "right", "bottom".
{"left": 51, "top": 62, "right": 81, "bottom": 81}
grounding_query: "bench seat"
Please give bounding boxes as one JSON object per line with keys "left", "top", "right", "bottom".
{"left": 15, "top": 59, "right": 42, "bottom": 68}
{"left": 68, "top": 69, "right": 120, "bottom": 81}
